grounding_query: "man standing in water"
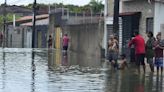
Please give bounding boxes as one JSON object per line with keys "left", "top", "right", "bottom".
{"left": 63, "top": 34, "right": 69, "bottom": 51}
{"left": 108, "top": 35, "right": 119, "bottom": 70}
{"left": 129, "top": 31, "right": 146, "bottom": 73}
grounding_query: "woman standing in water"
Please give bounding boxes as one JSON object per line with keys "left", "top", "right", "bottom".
{"left": 145, "top": 31, "right": 155, "bottom": 72}
{"left": 154, "top": 32, "right": 164, "bottom": 74}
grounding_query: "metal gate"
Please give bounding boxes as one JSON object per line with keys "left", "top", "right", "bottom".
{"left": 121, "top": 12, "right": 141, "bottom": 62}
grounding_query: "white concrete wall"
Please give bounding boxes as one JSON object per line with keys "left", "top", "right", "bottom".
{"left": 121, "top": 0, "right": 154, "bottom": 39}
{"left": 8, "top": 26, "right": 23, "bottom": 48}
{"left": 26, "top": 28, "right": 32, "bottom": 48}
{"left": 154, "top": 2, "right": 164, "bottom": 37}
{"left": 161, "top": 24, "right": 164, "bottom": 39}
{"left": 103, "top": 17, "right": 113, "bottom": 54}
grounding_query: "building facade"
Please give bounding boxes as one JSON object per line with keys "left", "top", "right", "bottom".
{"left": 121, "top": 0, "right": 164, "bottom": 38}
{"left": 6, "top": 14, "right": 49, "bottom": 48}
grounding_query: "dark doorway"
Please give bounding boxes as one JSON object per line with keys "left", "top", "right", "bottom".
{"left": 120, "top": 12, "right": 141, "bottom": 62}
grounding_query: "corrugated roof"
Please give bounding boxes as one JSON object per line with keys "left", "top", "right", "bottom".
{"left": 16, "top": 14, "right": 49, "bottom": 22}
{"left": 119, "top": 12, "right": 141, "bottom": 16}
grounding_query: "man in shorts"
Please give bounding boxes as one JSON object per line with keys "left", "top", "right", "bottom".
{"left": 129, "top": 31, "right": 146, "bottom": 73}
{"left": 62, "top": 34, "right": 69, "bottom": 51}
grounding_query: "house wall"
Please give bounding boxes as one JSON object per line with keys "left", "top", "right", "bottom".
{"left": 154, "top": 2, "right": 164, "bottom": 36}
{"left": 8, "top": 26, "right": 24, "bottom": 48}
{"left": 25, "top": 27, "right": 32, "bottom": 48}
{"left": 35, "top": 25, "right": 48, "bottom": 48}
{"left": 121, "top": 0, "right": 154, "bottom": 39}
{"left": 63, "top": 23, "right": 104, "bottom": 67}
{"left": 49, "top": 12, "right": 104, "bottom": 65}
{"left": 7, "top": 25, "right": 33, "bottom": 48}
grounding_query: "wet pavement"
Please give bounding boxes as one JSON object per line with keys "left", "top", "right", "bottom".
{"left": 0, "top": 48, "right": 163, "bottom": 92}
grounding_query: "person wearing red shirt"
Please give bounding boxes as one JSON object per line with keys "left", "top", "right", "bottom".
{"left": 128, "top": 31, "right": 146, "bottom": 73}
{"left": 63, "top": 34, "right": 69, "bottom": 51}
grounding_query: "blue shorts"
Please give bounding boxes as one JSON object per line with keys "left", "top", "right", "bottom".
{"left": 155, "top": 58, "right": 163, "bottom": 67}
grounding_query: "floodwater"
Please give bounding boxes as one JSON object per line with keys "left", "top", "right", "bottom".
{"left": 0, "top": 48, "right": 163, "bottom": 92}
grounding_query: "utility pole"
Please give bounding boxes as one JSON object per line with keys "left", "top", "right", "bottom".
{"left": 113, "top": 0, "right": 120, "bottom": 36}
{"left": 32, "top": 0, "right": 37, "bottom": 48}
{"left": 3, "top": 0, "right": 7, "bottom": 48}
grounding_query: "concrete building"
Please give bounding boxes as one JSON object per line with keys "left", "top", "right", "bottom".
{"left": 103, "top": 0, "right": 123, "bottom": 55}
{"left": 7, "top": 14, "right": 49, "bottom": 48}
{"left": 121, "top": 0, "right": 164, "bottom": 38}
{"left": 104, "top": 0, "right": 164, "bottom": 60}
{"left": 49, "top": 11, "right": 104, "bottom": 66}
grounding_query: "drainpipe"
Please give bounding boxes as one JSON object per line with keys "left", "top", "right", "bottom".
{"left": 13, "top": 14, "right": 15, "bottom": 28}
{"left": 83, "top": 11, "right": 85, "bottom": 24}
{"left": 67, "top": 8, "right": 69, "bottom": 20}
{"left": 90, "top": 8, "right": 93, "bottom": 23}
{"left": 103, "top": 0, "right": 108, "bottom": 56}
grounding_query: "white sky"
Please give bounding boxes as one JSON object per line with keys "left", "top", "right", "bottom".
{"left": 0, "top": 0, "right": 93, "bottom": 6}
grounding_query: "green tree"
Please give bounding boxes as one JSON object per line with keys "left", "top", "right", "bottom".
{"left": 88, "top": 0, "right": 104, "bottom": 13}
{"left": 24, "top": 0, "right": 104, "bottom": 14}
{"left": 0, "top": 13, "right": 20, "bottom": 26}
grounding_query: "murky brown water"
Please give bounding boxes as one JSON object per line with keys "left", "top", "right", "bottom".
{"left": 0, "top": 48, "right": 163, "bottom": 92}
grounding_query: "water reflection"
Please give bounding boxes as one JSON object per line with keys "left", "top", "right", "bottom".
{"left": 0, "top": 48, "right": 163, "bottom": 92}
{"left": 48, "top": 49, "right": 102, "bottom": 69}
{"left": 103, "top": 65, "right": 164, "bottom": 92}
{"left": 1, "top": 49, "right": 6, "bottom": 89}
{"left": 62, "top": 52, "right": 68, "bottom": 66}
{"left": 31, "top": 51, "right": 36, "bottom": 92}
{"left": 155, "top": 74, "right": 163, "bottom": 92}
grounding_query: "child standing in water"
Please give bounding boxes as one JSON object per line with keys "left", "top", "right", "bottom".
{"left": 119, "top": 54, "right": 128, "bottom": 70}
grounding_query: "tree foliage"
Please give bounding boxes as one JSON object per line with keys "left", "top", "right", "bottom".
{"left": 89, "top": 0, "right": 104, "bottom": 13}
{"left": 24, "top": 0, "right": 104, "bottom": 13}
{"left": 0, "top": 13, "right": 20, "bottom": 25}
{"left": 0, "top": 0, "right": 104, "bottom": 27}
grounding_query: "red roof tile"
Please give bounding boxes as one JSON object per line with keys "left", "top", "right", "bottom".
{"left": 16, "top": 14, "right": 49, "bottom": 22}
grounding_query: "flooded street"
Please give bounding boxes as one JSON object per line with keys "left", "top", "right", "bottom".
{"left": 0, "top": 48, "right": 163, "bottom": 92}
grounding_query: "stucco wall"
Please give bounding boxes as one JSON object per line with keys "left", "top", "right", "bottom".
{"left": 63, "top": 23, "right": 104, "bottom": 67}
{"left": 8, "top": 26, "right": 24, "bottom": 48}
{"left": 154, "top": 2, "right": 164, "bottom": 36}
{"left": 122, "top": 0, "right": 154, "bottom": 39}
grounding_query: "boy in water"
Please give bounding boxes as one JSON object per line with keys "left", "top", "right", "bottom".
{"left": 119, "top": 54, "right": 128, "bottom": 70}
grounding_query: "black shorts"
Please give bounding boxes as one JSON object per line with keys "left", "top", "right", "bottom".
{"left": 135, "top": 54, "right": 145, "bottom": 66}
{"left": 63, "top": 46, "right": 68, "bottom": 50}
